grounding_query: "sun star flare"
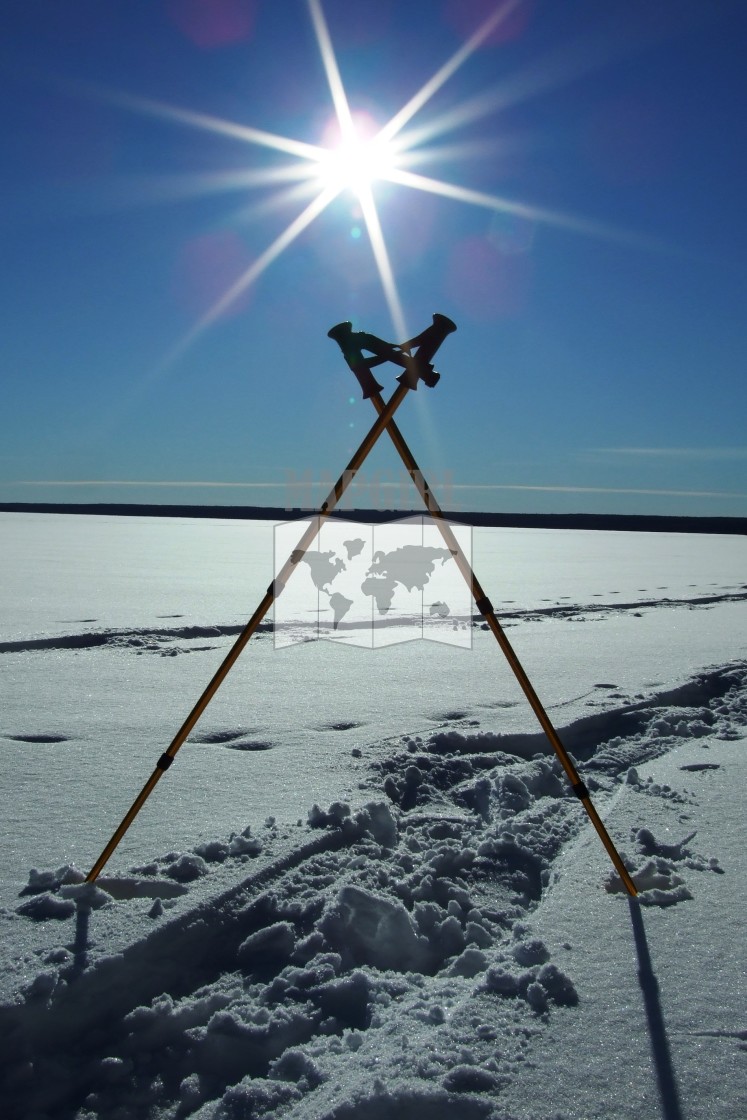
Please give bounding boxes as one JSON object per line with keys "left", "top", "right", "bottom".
{"left": 95, "top": 0, "right": 660, "bottom": 366}
{"left": 315, "top": 113, "right": 400, "bottom": 197}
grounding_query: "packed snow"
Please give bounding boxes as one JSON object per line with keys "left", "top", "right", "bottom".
{"left": 1, "top": 512, "right": 746, "bottom": 1120}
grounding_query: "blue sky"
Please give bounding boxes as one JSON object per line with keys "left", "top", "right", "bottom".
{"left": 2, "top": 0, "right": 746, "bottom": 517}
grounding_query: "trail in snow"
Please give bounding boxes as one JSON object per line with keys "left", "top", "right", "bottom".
{"left": 1, "top": 662, "right": 745, "bottom": 1120}
{"left": 2, "top": 585, "right": 746, "bottom": 655}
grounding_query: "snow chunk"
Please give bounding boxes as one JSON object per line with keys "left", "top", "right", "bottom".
{"left": 443, "top": 1064, "right": 501, "bottom": 1092}
{"left": 444, "top": 947, "right": 488, "bottom": 978}
{"left": 606, "top": 857, "right": 693, "bottom": 905}
{"left": 513, "top": 937, "right": 551, "bottom": 967}
{"left": 217, "top": 1077, "right": 301, "bottom": 1118}
{"left": 484, "top": 966, "right": 520, "bottom": 998}
{"left": 355, "top": 801, "right": 398, "bottom": 848}
{"left": 636, "top": 827, "right": 696, "bottom": 860}
{"left": 20, "top": 864, "right": 85, "bottom": 896}
{"left": 483, "top": 960, "right": 577, "bottom": 1008}
{"left": 227, "top": 832, "right": 263, "bottom": 857}
{"left": 321, "top": 885, "right": 435, "bottom": 973}
{"left": 536, "top": 962, "right": 579, "bottom": 1006}
{"left": 465, "top": 921, "right": 492, "bottom": 949}
{"left": 165, "top": 853, "right": 208, "bottom": 882}
{"left": 237, "top": 921, "right": 296, "bottom": 971}
{"left": 16, "top": 892, "right": 75, "bottom": 920}
{"left": 178, "top": 1072, "right": 206, "bottom": 1110}
{"left": 24, "top": 971, "right": 58, "bottom": 1001}
{"left": 59, "top": 882, "right": 113, "bottom": 910}
{"left": 495, "top": 773, "right": 531, "bottom": 810}
{"left": 193, "top": 839, "right": 229, "bottom": 862}
{"left": 639, "top": 885, "right": 693, "bottom": 907}
{"left": 308, "top": 800, "right": 352, "bottom": 829}
{"left": 525, "top": 980, "right": 549, "bottom": 1013}
{"left": 269, "top": 1047, "right": 324, "bottom": 1087}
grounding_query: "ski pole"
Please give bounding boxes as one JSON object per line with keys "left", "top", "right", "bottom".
{"left": 86, "top": 317, "right": 455, "bottom": 882}
{"left": 356, "top": 390, "right": 638, "bottom": 897}
{"left": 84, "top": 386, "right": 411, "bottom": 880}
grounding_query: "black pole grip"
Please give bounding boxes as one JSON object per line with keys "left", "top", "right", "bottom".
{"left": 328, "top": 314, "right": 456, "bottom": 395}
{"left": 396, "top": 313, "right": 457, "bottom": 389}
{"left": 327, "top": 322, "right": 384, "bottom": 398}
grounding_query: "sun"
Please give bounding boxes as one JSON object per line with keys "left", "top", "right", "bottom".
{"left": 316, "top": 111, "right": 399, "bottom": 197}
{"left": 106, "top": 0, "right": 651, "bottom": 366}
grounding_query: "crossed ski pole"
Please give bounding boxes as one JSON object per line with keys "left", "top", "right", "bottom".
{"left": 86, "top": 312, "right": 635, "bottom": 896}
{"left": 84, "top": 314, "right": 455, "bottom": 882}
{"left": 328, "top": 324, "right": 638, "bottom": 898}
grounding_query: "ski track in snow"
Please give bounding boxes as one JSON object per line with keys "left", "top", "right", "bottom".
{"left": 1, "top": 586, "right": 746, "bottom": 657}
{"left": 1, "top": 661, "right": 745, "bottom": 1120}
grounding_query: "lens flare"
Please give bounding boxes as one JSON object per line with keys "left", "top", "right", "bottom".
{"left": 315, "top": 112, "right": 399, "bottom": 196}
{"left": 89, "top": 0, "right": 663, "bottom": 367}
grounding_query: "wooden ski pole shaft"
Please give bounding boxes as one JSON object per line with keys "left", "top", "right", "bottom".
{"left": 85, "top": 382, "right": 412, "bottom": 882}
{"left": 367, "top": 392, "right": 638, "bottom": 897}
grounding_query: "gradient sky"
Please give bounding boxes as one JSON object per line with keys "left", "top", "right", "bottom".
{"left": 2, "top": 0, "right": 746, "bottom": 517}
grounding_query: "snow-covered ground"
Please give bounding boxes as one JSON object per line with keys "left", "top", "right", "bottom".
{"left": 1, "top": 512, "right": 746, "bottom": 1120}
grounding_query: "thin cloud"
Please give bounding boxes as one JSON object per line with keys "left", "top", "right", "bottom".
{"left": 590, "top": 447, "right": 747, "bottom": 460}
{"left": 6, "top": 480, "right": 745, "bottom": 501}
{"left": 7, "top": 480, "right": 288, "bottom": 488}
{"left": 446, "top": 483, "right": 747, "bottom": 499}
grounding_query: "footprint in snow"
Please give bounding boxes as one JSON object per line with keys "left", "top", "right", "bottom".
{"left": 607, "top": 824, "right": 723, "bottom": 904}
{"left": 692, "top": 1028, "right": 747, "bottom": 1050}
{"left": 189, "top": 728, "right": 260, "bottom": 744}
{"left": 224, "top": 740, "right": 274, "bottom": 752}
{"left": 4, "top": 733, "right": 69, "bottom": 744}
{"left": 188, "top": 729, "right": 274, "bottom": 750}
{"left": 316, "top": 720, "right": 364, "bottom": 732}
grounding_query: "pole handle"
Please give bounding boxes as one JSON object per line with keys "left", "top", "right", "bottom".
{"left": 327, "top": 313, "right": 456, "bottom": 395}
{"left": 396, "top": 312, "right": 457, "bottom": 389}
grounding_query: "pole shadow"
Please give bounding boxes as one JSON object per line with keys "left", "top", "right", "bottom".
{"left": 67, "top": 901, "right": 91, "bottom": 981}
{"left": 627, "top": 898, "right": 684, "bottom": 1120}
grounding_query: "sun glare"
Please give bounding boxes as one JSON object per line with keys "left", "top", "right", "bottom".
{"left": 316, "top": 112, "right": 399, "bottom": 197}
{"left": 106, "top": 0, "right": 655, "bottom": 366}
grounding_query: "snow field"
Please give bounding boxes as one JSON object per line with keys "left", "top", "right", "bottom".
{"left": 1, "top": 514, "right": 746, "bottom": 1118}
{"left": 1, "top": 661, "right": 746, "bottom": 1119}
